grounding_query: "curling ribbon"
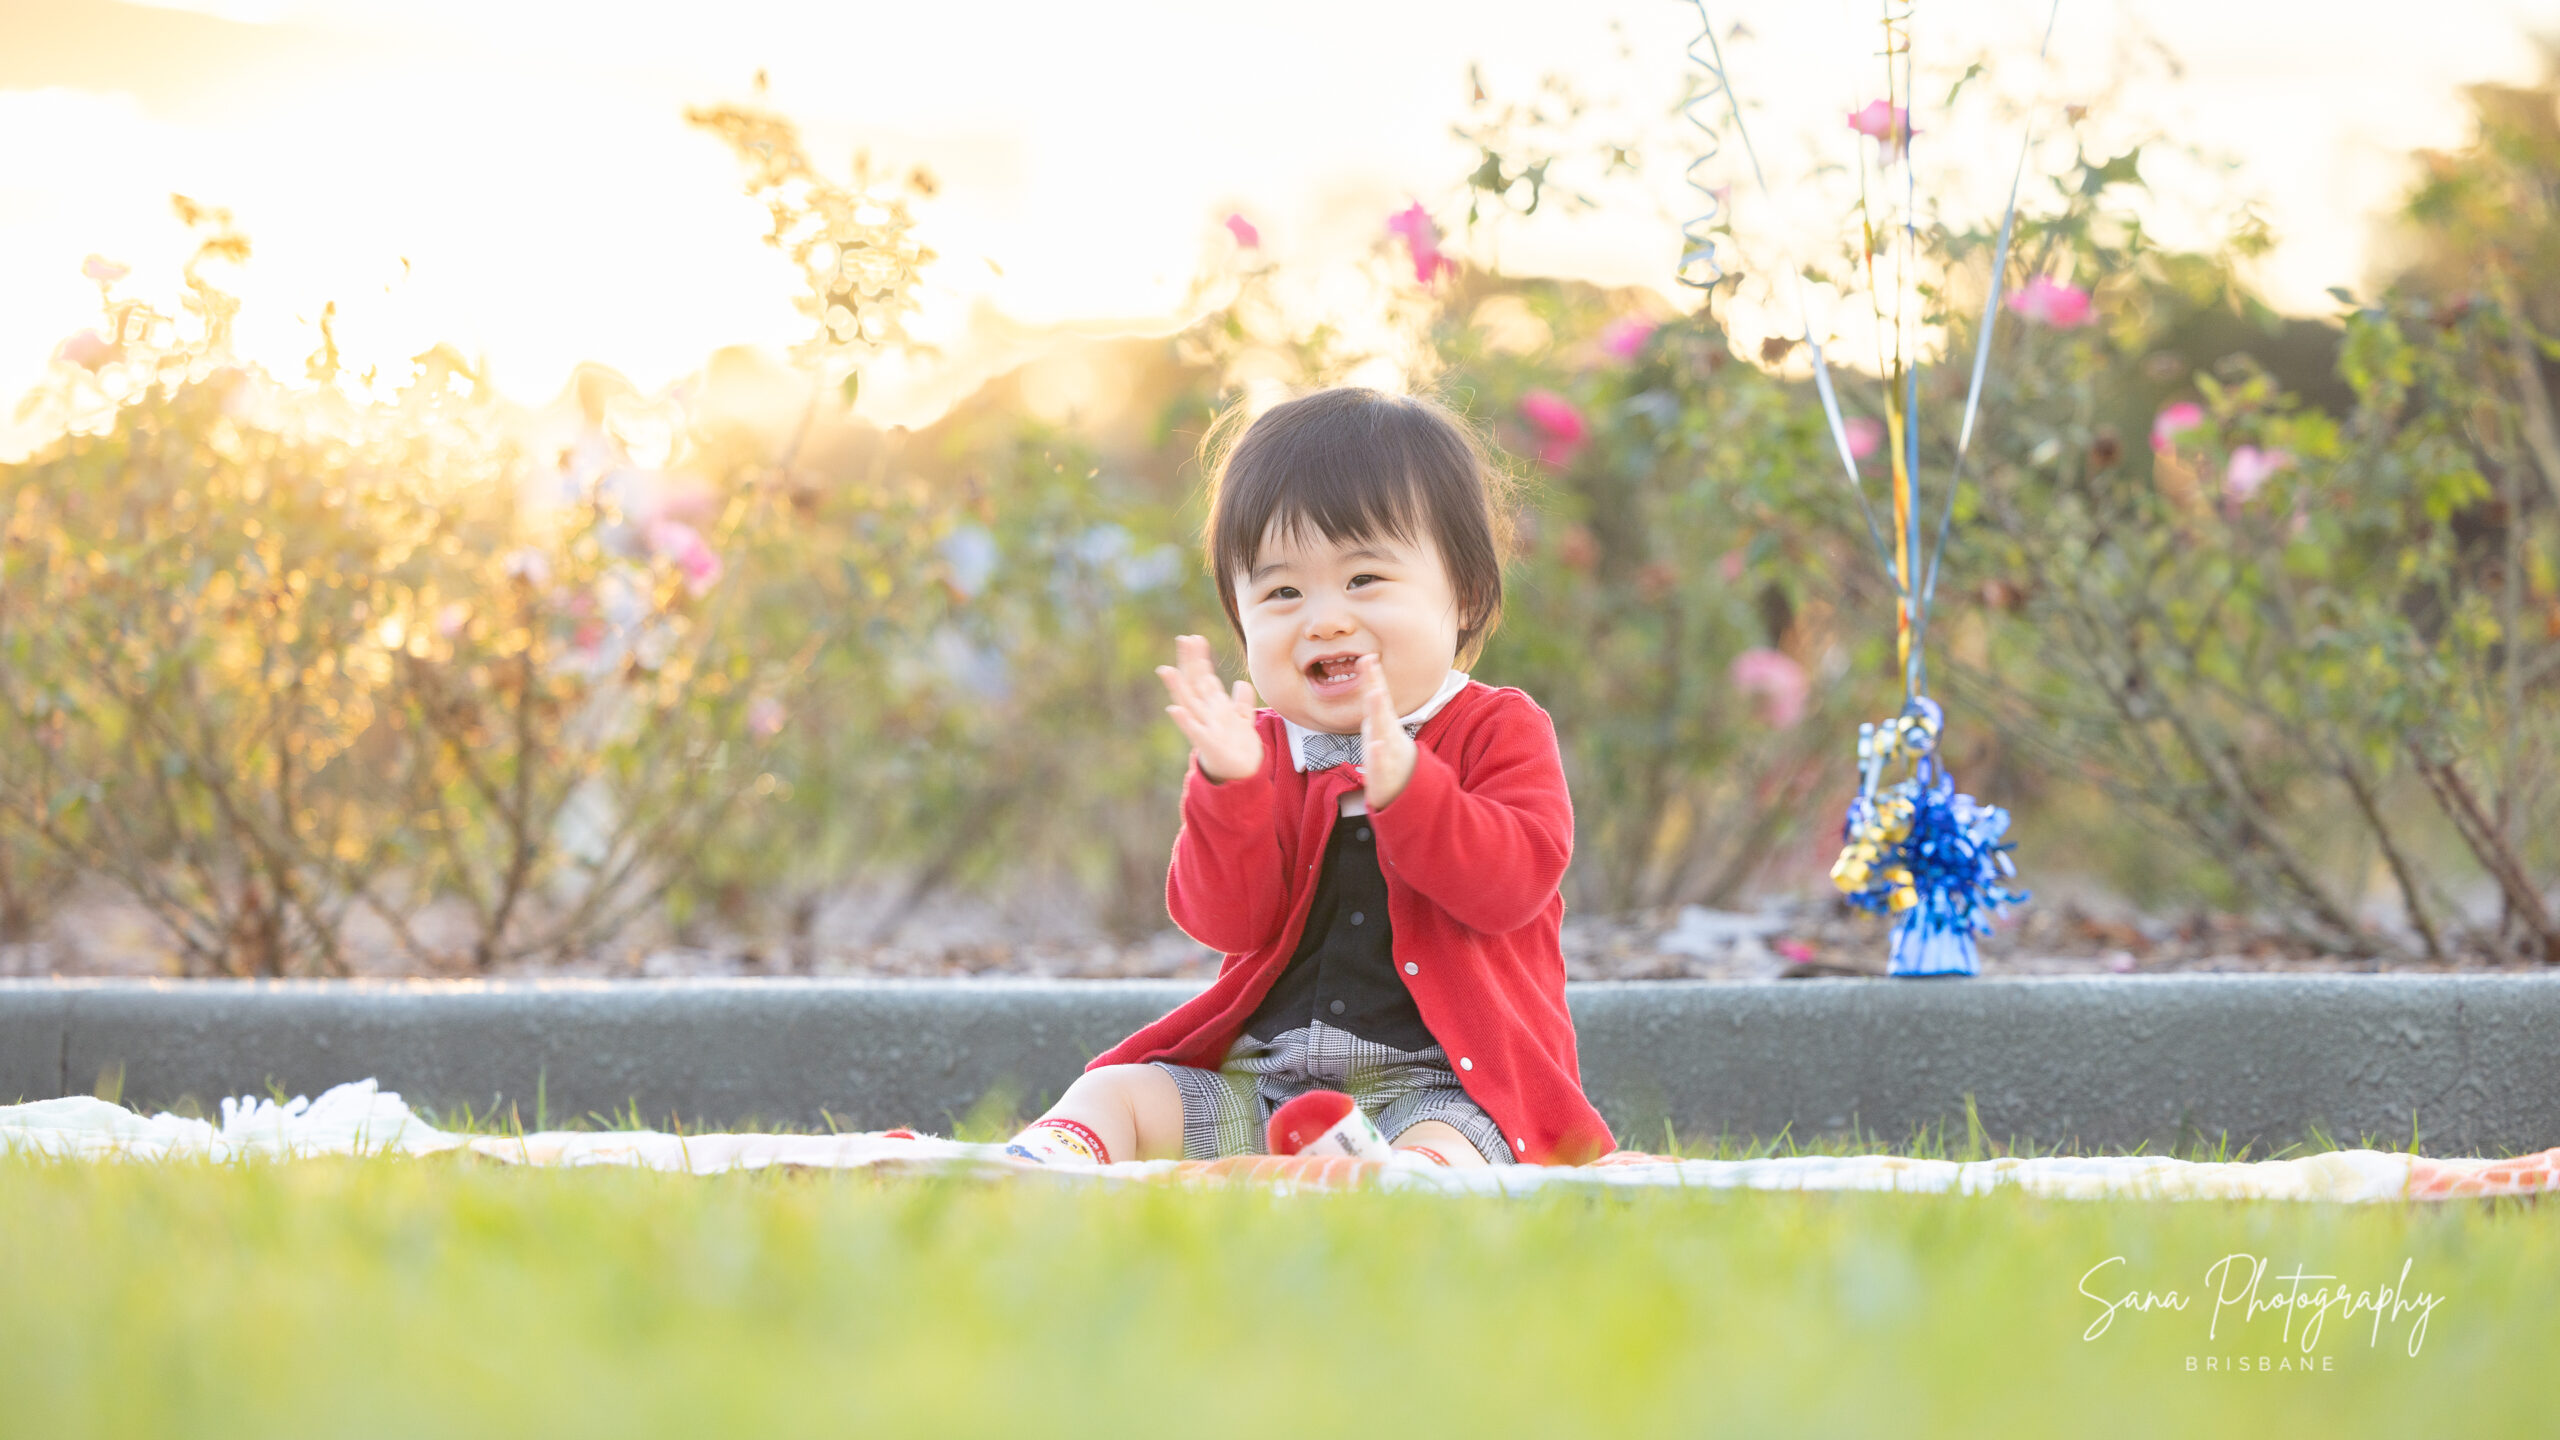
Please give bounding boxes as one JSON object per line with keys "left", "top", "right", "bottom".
{"left": 1677, "top": 1, "right": 1907, "bottom": 597}
{"left": 1676, "top": 3, "right": 2057, "bottom": 975}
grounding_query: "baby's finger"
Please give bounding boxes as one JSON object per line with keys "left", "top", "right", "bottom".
{"left": 1357, "top": 656, "right": 1397, "bottom": 726}
{"left": 1228, "top": 678, "right": 1257, "bottom": 715}
{"left": 1163, "top": 703, "right": 1209, "bottom": 748}
{"left": 1166, "top": 642, "right": 1218, "bottom": 713}
{"left": 1177, "top": 634, "right": 1222, "bottom": 696}
{"left": 1157, "top": 664, "right": 1207, "bottom": 721}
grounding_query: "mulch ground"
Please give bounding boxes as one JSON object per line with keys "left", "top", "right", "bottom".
{"left": 7, "top": 889, "right": 2547, "bottom": 982}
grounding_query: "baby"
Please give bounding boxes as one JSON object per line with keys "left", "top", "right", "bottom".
{"left": 1007, "top": 387, "right": 1614, "bottom": 1167}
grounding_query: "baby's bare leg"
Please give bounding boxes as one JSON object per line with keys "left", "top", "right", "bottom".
{"left": 1027, "top": 1064, "right": 1187, "bottom": 1163}
{"left": 1391, "top": 1118, "right": 1492, "bottom": 1167}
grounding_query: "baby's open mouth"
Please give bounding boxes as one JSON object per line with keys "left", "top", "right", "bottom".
{"left": 1305, "top": 653, "right": 1365, "bottom": 690}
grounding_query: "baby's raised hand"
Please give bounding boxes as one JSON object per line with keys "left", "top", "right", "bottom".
{"left": 1356, "top": 655, "right": 1417, "bottom": 809}
{"left": 1156, "top": 634, "right": 1264, "bottom": 781}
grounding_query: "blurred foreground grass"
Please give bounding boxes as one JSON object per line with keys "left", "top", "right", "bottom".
{"left": 0, "top": 1156, "right": 2550, "bottom": 1438}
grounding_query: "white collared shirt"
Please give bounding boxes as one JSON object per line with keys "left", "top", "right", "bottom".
{"left": 1284, "top": 668, "right": 1470, "bottom": 815}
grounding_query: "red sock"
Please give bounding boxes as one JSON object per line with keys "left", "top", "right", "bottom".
{"left": 1267, "top": 1090, "right": 1354, "bottom": 1154}
{"left": 1266, "top": 1090, "right": 1393, "bottom": 1160}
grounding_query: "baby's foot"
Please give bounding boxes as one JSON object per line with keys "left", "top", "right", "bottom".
{"left": 1266, "top": 1090, "right": 1394, "bottom": 1161}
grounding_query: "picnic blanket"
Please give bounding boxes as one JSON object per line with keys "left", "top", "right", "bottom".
{"left": 3, "top": 1080, "right": 2552, "bottom": 1203}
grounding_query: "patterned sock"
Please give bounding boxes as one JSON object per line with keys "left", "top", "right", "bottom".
{"left": 1003, "top": 1117, "right": 1111, "bottom": 1166}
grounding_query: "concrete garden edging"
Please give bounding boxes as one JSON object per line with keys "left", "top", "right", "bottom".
{"left": 1, "top": 975, "right": 2552, "bottom": 1153}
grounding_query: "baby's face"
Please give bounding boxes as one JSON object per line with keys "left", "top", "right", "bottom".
{"left": 1234, "top": 524, "right": 1463, "bottom": 734}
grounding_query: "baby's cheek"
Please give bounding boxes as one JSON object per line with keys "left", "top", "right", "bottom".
{"left": 1242, "top": 644, "right": 1294, "bottom": 697}
{"left": 1392, "top": 651, "right": 1450, "bottom": 709}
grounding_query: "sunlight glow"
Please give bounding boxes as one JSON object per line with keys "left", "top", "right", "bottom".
{"left": 1, "top": 0, "right": 2545, "bottom": 457}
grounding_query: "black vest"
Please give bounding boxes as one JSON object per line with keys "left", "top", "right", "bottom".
{"left": 1242, "top": 813, "right": 1434, "bottom": 1052}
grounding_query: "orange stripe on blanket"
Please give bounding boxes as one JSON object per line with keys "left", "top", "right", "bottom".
{"left": 1174, "top": 1154, "right": 1387, "bottom": 1188}
{"left": 1174, "top": 1151, "right": 1684, "bottom": 1184}
{"left": 2405, "top": 1147, "right": 2560, "bottom": 1199}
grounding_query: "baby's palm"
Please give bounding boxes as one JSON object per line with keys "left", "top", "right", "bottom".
{"left": 1157, "top": 634, "right": 1264, "bottom": 780}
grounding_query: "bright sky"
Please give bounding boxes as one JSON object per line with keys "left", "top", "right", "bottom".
{"left": 2, "top": 0, "right": 2550, "bottom": 453}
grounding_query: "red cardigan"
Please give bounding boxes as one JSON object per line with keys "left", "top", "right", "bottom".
{"left": 1091, "top": 681, "right": 1615, "bottom": 1164}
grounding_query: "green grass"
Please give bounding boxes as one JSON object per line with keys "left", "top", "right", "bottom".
{"left": 0, "top": 1155, "right": 2549, "bottom": 1438}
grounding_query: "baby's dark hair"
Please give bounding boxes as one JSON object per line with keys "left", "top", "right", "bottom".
{"left": 1202, "top": 387, "right": 1515, "bottom": 662}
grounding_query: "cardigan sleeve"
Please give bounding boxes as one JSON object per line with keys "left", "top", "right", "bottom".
{"left": 1164, "top": 753, "right": 1291, "bottom": 955}
{"left": 1368, "top": 690, "right": 1573, "bottom": 935}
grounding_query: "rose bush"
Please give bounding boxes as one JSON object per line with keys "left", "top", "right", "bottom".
{"left": 4, "top": 76, "right": 2553, "bottom": 971}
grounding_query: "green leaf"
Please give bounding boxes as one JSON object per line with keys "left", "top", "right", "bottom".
{"left": 2421, "top": 464, "right": 2490, "bottom": 524}
{"left": 1943, "top": 62, "right": 1986, "bottom": 108}
{"left": 839, "top": 371, "right": 861, "bottom": 408}
{"left": 2079, "top": 148, "right": 2145, "bottom": 196}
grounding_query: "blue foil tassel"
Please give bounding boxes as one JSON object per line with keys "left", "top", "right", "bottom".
{"left": 1830, "top": 701, "right": 2028, "bottom": 977}
{"left": 1883, "top": 764, "right": 2026, "bottom": 975}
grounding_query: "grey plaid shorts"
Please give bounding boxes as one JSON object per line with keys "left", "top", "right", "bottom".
{"left": 1152, "top": 1021, "right": 1516, "bottom": 1165}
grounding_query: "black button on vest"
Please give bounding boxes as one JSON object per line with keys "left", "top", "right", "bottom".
{"left": 1243, "top": 816, "right": 1434, "bottom": 1052}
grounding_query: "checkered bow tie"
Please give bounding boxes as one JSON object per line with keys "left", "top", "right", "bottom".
{"left": 1285, "top": 670, "right": 1468, "bottom": 774}
{"left": 1297, "top": 722, "right": 1423, "bottom": 773}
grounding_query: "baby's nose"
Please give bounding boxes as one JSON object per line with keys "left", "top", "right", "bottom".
{"left": 1301, "top": 599, "right": 1354, "bottom": 637}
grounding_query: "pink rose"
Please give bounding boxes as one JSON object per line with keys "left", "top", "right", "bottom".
{"left": 2222, "top": 445, "right": 2291, "bottom": 503}
{"left": 54, "top": 330, "right": 116, "bottom": 372}
{"left": 1224, "top": 213, "right": 1260, "bottom": 249}
{"left": 2150, "top": 402, "right": 2204, "bottom": 454}
{"left": 1844, "top": 416, "right": 1883, "bottom": 462}
{"left": 678, "top": 549, "right": 723, "bottom": 596}
{"left": 1848, "top": 100, "right": 1912, "bottom": 159}
{"left": 746, "top": 696, "right": 788, "bottom": 739}
{"left": 2006, "top": 275, "right": 2092, "bottom": 329}
{"left": 1729, "top": 647, "right": 1809, "bottom": 729}
{"left": 1518, "top": 389, "right": 1587, "bottom": 469}
{"left": 645, "top": 476, "right": 718, "bottom": 527}
{"left": 1598, "top": 316, "right": 1657, "bottom": 362}
{"left": 646, "top": 519, "right": 724, "bottom": 597}
{"left": 1387, "top": 203, "right": 1455, "bottom": 286}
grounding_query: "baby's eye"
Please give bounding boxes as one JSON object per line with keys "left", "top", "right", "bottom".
{"left": 1347, "top": 573, "right": 1382, "bottom": 589}
{"left": 1265, "top": 585, "right": 1301, "bottom": 602}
